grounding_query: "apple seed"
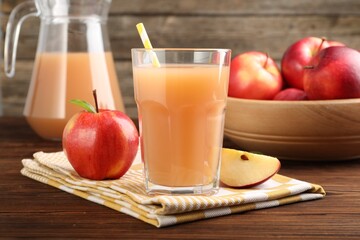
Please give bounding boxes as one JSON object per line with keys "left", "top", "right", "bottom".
{"left": 241, "top": 154, "right": 249, "bottom": 160}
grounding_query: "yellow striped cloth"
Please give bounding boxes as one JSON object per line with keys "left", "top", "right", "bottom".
{"left": 21, "top": 151, "right": 325, "bottom": 228}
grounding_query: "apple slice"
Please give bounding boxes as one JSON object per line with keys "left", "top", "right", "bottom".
{"left": 220, "top": 148, "right": 281, "bottom": 188}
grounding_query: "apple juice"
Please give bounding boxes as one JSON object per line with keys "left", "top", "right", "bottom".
{"left": 24, "top": 52, "right": 124, "bottom": 140}
{"left": 133, "top": 64, "right": 230, "bottom": 188}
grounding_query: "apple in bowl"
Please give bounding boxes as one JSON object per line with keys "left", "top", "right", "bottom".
{"left": 304, "top": 46, "right": 360, "bottom": 100}
{"left": 228, "top": 51, "right": 283, "bottom": 100}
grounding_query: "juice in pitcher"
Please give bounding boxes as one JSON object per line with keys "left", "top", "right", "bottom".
{"left": 24, "top": 52, "right": 124, "bottom": 140}
{"left": 133, "top": 48, "right": 231, "bottom": 195}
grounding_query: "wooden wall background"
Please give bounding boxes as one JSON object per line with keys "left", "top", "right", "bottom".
{"left": 1, "top": 0, "right": 360, "bottom": 119}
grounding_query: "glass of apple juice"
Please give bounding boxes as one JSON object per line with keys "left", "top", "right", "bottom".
{"left": 132, "top": 48, "right": 231, "bottom": 195}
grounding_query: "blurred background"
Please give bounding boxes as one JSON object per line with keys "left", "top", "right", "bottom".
{"left": 1, "top": 0, "right": 360, "bottom": 119}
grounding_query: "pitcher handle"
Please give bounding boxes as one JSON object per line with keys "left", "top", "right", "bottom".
{"left": 4, "top": 0, "right": 40, "bottom": 78}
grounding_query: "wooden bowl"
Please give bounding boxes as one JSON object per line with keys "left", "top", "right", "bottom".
{"left": 224, "top": 97, "right": 360, "bottom": 161}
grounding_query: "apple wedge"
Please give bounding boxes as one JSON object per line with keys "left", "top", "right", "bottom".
{"left": 220, "top": 148, "right": 281, "bottom": 188}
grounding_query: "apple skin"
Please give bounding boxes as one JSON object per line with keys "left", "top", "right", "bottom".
{"left": 327, "top": 41, "right": 346, "bottom": 47}
{"left": 63, "top": 110, "right": 139, "bottom": 180}
{"left": 303, "top": 46, "right": 360, "bottom": 100}
{"left": 228, "top": 51, "right": 283, "bottom": 100}
{"left": 281, "top": 37, "right": 345, "bottom": 90}
{"left": 273, "top": 88, "right": 308, "bottom": 100}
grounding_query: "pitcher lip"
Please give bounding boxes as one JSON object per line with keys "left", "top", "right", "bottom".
{"left": 35, "top": 0, "right": 112, "bottom": 19}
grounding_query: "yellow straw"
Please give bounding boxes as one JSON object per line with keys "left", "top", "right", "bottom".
{"left": 136, "top": 23, "right": 161, "bottom": 67}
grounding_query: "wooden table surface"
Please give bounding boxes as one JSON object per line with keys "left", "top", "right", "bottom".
{"left": 1, "top": 117, "right": 359, "bottom": 239}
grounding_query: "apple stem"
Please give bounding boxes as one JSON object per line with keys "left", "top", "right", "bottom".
{"left": 93, "top": 89, "right": 99, "bottom": 113}
{"left": 317, "top": 37, "right": 327, "bottom": 53}
{"left": 263, "top": 53, "right": 269, "bottom": 68}
{"left": 303, "top": 66, "right": 315, "bottom": 69}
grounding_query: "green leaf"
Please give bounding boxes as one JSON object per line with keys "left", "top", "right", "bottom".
{"left": 70, "top": 99, "right": 96, "bottom": 113}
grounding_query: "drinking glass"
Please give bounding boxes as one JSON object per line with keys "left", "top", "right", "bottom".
{"left": 132, "top": 48, "right": 231, "bottom": 195}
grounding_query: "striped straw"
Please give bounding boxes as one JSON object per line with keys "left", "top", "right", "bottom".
{"left": 136, "top": 23, "right": 161, "bottom": 67}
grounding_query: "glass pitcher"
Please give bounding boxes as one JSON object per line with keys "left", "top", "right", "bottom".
{"left": 4, "top": 0, "right": 125, "bottom": 140}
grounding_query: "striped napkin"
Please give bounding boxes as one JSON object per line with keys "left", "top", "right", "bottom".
{"left": 21, "top": 151, "right": 325, "bottom": 228}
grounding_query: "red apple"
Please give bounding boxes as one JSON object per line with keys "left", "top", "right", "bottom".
{"left": 303, "top": 46, "right": 360, "bottom": 100}
{"left": 228, "top": 52, "right": 283, "bottom": 100}
{"left": 62, "top": 91, "right": 139, "bottom": 180}
{"left": 273, "top": 88, "right": 307, "bottom": 100}
{"left": 281, "top": 37, "right": 346, "bottom": 90}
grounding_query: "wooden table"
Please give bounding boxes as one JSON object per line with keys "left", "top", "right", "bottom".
{"left": 1, "top": 117, "right": 359, "bottom": 239}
